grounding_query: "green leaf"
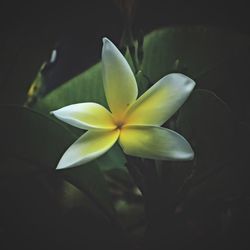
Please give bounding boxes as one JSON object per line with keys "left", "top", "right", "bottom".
{"left": 0, "top": 105, "right": 117, "bottom": 225}
{"left": 142, "top": 26, "right": 250, "bottom": 84}
{"left": 60, "top": 163, "right": 118, "bottom": 224}
{"left": 0, "top": 105, "right": 76, "bottom": 172}
{"left": 142, "top": 26, "right": 250, "bottom": 122}
{"left": 35, "top": 63, "right": 107, "bottom": 111}
{"left": 95, "top": 143, "right": 126, "bottom": 172}
{"left": 176, "top": 89, "right": 235, "bottom": 180}
{"left": 0, "top": 159, "right": 119, "bottom": 249}
{"left": 35, "top": 26, "right": 250, "bottom": 116}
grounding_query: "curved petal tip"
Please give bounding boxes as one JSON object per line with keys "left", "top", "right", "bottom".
{"left": 102, "top": 37, "right": 109, "bottom": 44}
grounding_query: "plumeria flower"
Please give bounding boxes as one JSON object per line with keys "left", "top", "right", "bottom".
{"left": 51, "top": 38, "right": 195, "bottom": 170}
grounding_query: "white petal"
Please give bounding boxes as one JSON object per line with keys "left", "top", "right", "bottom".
{"left": 57, "top": 129, "right": 120, "bottom": 169}
{"left": 119, "top": 126, "right": 194, "bottom": 160}
{"left": 51, "top": 102, "right": 116, "bottom": 130}
{"left": 102, "top": 37, "right": 138, "bottom": 117}
{"left": 125, "top": 73, "right": 195, "bottom": 126}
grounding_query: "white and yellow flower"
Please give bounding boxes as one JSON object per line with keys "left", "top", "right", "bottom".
{"left": 52, "top": 38, "right": 195, "bottom": 169}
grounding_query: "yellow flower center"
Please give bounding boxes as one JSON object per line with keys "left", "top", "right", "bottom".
{"left": 112, "top": 111, "right": 128, "bottom": 130}
{"left": 115, "top": 119, "right": 125, "bottom": 129}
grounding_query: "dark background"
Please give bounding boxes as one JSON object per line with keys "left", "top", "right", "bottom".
{"left": 1, "top": 0, "right": 250, "bottom": 104}
{"left": 1, "top": 1, "right": 250, "bottom": 250}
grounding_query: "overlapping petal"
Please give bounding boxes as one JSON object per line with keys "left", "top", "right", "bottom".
{"left": 51, "top": 103, "right": 116, "bottom": 130}
{"left": 57, "top": 129, "right": 120, "bottom": 169}
{"left": 102, "top": 38, "right": 138, "bottom": 118}
{"left": 124, "top": 73, "right": 195, "bottom": 126}
{"left": 119, "top": 126, "right": 194, "bottom": 160}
